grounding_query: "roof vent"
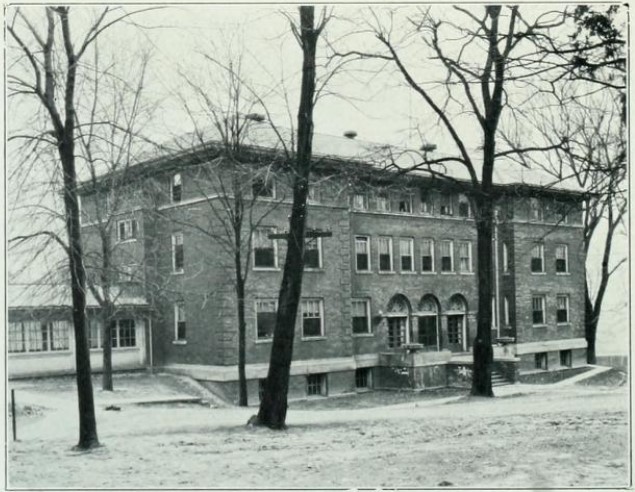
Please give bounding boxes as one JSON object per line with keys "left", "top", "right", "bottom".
{"left": 245, "top": 113, "right": 266, "bottom": 123}
{"left": 343, "top": 130, "right": 357, "bottom": 139}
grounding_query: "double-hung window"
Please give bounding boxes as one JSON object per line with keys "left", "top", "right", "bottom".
{"left": 530, "top": 197, "right": 543, "bottom": 221}
{"left": 555, "top": 244, "right": 568, "bottom": 273}
{"left": 171, "top": 173, "right": 182, "bottom": 203}
{"left": 420, "top": 190, "right": 433, "bottom": 214}
{"left": 355, "top": 236, "right": 370, "bottom": 272}
{"left": 378, "top": 237, "right": 393, "bottom": 272}
{"left": 353, "top": 193, "right": 368, "bottom": 211}
{"left": 352, "top": 299, "right": 371, "bottom": 335}
{"left": 421, "top": 239, "right": 435, "bottom": 272}
{"left": 172, "top": 233, "right": 184, "bottom": 273}
{"left": 302, "top": 299, "right": 324, "bottom": 338}
{"left": 397, "top": 194, "right": 412, "bottom": 213}
{"left": 440, "top": 240, "right": 454, "bottom": 272}
{"left": 458, "top": 241, "right": 472, "bottom": 273}
{"left": 531, "top": 243, "right": 544, "bottom": 273}
{"left": 174, "top": 302, "right": 186, "bottom": 341}
{"left": 117, "top": 319, "right": 137, "bottom": 347}
{"left": 117, "top": 218, "right": 138, "bottom": 242}
{"left": 458, "top": 194, "right": 471, "bottom": 217}
{"left": 532, "top": 296, "right": 546, "bottom": 325}
{"left": 556, "top": 295, "right": 569, "bottom": 324}
{"left": 256, "top": 300, "right": 277, "bottom": 340}
{"left": 305, "top": 238, "right": 322, "bottom": 269}
{"left": 440, "top": 194, "right": 453, "bottom": 216}
{"left": 376, "top": 192, "right": 391, "bottom": 212}
{"left": 399, "top": 238, "right": 414, "bottom": 272}
{"left": 253, "top": 227, "right": 277, "bottom": 268}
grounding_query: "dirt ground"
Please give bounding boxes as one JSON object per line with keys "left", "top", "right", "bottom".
{"left": 7, "top": 373, "right": 630, "bottom": 489}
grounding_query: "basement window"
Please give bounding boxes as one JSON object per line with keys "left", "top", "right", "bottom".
{"left": 355, "top": 368, "right": 371, "bottom": 389}
{"left": 535, "top": 352, "right": 548, "bottom": 370}
{"left": 560, "top": 350, "right": 572, "bottom": 367}
{"left": 306, "top": 374, "right": 327, "bottom": 397}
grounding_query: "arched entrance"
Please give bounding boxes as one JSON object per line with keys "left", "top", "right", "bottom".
{"left": 416, "top": 295, "right": 440, "bottom": 351}
{"left": 446, "top": 294, "right": 468, "bottom": 352}
{"left": 385, "top": 294, "right": 412, "bottom": 348}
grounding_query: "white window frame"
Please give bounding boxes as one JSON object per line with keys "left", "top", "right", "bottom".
{"left": 504, "top": 296, "right": 511, "bottom": 326}
{"left": 421, "top": 238, "right": 435, "bottom": 273}
{"left": 378, "top": 236, "right": 394, "bottom": 273}
{"left": 420, "top": 190, "right": 433, "bottom": 215}
{"left": 440, "top": 193, "right": 453, "bottom": 216}
{"left": 352, "top": 193, "right": 368, "bottom": 211}
{"left": 306, "top": 373, "right": 327, "bottom": 396}
{"left": 253, "top": 227, "right": 278, "bottom": 270}
{"left": 556, "top": 294, "right": 570, "bottom": 324}
{"left": 458, "top": 241, "right": 473, "bottom": 273}
{"left": 172, "top": 232, "right": 184, "bottom": 274}
{"left": 255, "top": 299, "right": 278, "bottom": 341}
{"left": 503, "top": 242, "right": 510, "bottom": 273}
{"left": 174, "top": 302, "right": 186, "bottom": 342}
{"left": 351, "top": 298, "right": 372, "bottom": 335}
{"left": 376, "top": 192, "right": 391, "bottom": 212}
{"left": 171, "top": 173, "right": 182, "bottom": 203}
{"left": 530, "top": 197, "right": 543, "bottom": 221}
{"left": 531, "top": 243, "right": 545, "bottom": 274}
{"left": 440, "top": 240, "right": 454, "bottom": 273}
{"left": 117, "top": 218, "right": 138, "bottom": 242}
{"left": 397, "top": 194, "right": 413, "bottom": 214}
{"left": 458, "top": 194, "right": 471, "bottom": 217}
{"left": 301, "top": 299, "right": 325, "bottom": 339}
{"left": 532, "top": 295, "right": 546, "bottom": 326}
{"left": 491, "top": 296, "right": 497, "bottom": 329}
{"left": 399, "top": 238, "right": 415, "bottom": 273}
{"left": 354, "top": 236, "right": 371, "bottom": 272}
{"left": 555, "top": 244, "right": 569, "bottom": 274}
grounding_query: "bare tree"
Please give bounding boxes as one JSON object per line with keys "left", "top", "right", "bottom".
{"left": 7, "top": 5, "right": 156, "bottom": 449}
{"left": 254, "top": 6, "right": 329, "bottom": 428}
{"left": 331, "top": 6, "right": 571, "bottom": 396}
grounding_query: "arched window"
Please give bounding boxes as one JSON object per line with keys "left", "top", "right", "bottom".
{"left": 386, "top": 294, "right": 412, "bottom": 348}
{"left": 447, "top": 294, "right": 468, "bottom": 352}
{"left": 172, "top": 173, "right": 182, "bottom": 203}
{"left": 417, "top": 295, "right": 440, "bottom": 349}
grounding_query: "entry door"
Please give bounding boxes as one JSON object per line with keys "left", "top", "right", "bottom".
{"left": 418, "top": 316, "right": 439, "bottom": 351}
{"left": 447, "top": 315, "right": 466, "bottom": 352}
{"left": 387, "top": 317, "right": 406, "bottom": 348}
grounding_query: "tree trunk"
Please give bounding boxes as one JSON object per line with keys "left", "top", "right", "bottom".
{"left": 585, "top": 283, "right": 597, "bottom": 364}
{"left": 60, "top": 144, "right": 100, "bottom": 449}
{"left": 255, "top": 6, "right": 318, "bottom": 429}
{"left": 236, "top": 266, "right": 248, "bottom": 407}
{"left": 102, "top": 303, "right": 114, "bottom": 392}
{"left": 471, "top": 196, "right": 494, "bottom": 397}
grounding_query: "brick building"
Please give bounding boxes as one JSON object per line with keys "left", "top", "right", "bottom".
{"left": 75, "top": 132, "right": 587, "bottom": 402}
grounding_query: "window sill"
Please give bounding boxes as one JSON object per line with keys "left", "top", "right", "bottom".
{"left": 356, "top": 270, "right": 373, "bottom": 274}
{"left": 172, "top": 270, "right": 184, "bottom": 275}
{"left": 555, "top": 272, "right": 570, "bottom": 276}
{"left": 253, "top": 267, "right": 280, "bottom": 272}
{"left": 89, "top": 347, "right": 139, "bottom": 351}
{"left": 401, "top": 270, "right": 417, "bottom": 275}
{"left": 305, "top": 268, "right": 324, "bottom": 272}
{"left": 301, "top": 336, "right": 326, "bottom": 341}
{"left": 556, "top": 322, "right": 571, "bottom": 327}
{"left": 530, "top": 272, "right": 547, "bottom": 275}
{"left": 532, "top": 324, "right": 547, "bottom": 328}
{"left": 9, "top": 350, "right": 72, "bottom": 357}
{"left": 352, "top": 333, "right": 374, "bottom": 338}
{"left": 421, "top": 271, "right": 436, "bottom": 275}
{"left": 378, "top": 271, "right": 396, "bottom": 275}
{"left": 440, "top": 271, "right": 456, "bottom": 275}
{"left": 172, "top": 340, "right": 187, "bottom": 345}
{"left": 117, "top": 238, "right": 138, "bottom": 245}
{"left": 255, "top": 338, "right": 273, "bottom": 344}
{"left": 459, "top": 272, "right": 474, "bottom": 275}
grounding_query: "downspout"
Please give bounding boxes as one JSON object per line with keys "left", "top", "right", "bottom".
{"left": 147, "top": 315, "right": 153, "bottom": 373}
{"left": 493, "top": 208, "right": 501, "bottom": 340}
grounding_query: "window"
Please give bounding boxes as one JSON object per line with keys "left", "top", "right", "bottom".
{"left": 305, "top": 238, "right": 322, "bottom": 269}
{"left": 117, "top": 319, "right": 137, "bottom": 347}
{"left": 117, "top": 218, "right": 138, "bottom": 242}
{"left": 532, "top": 296, "right": 546, "bottom": 325}
{"left": 307, "top": 185, "right": 320, "bottom": 203}
{"left": 171, "top": 173, "right": 182, "bottom": 203}
{"left": 420, "top": 190, "right": 433, "bottom": 214}
{"left": 421, "top": 239, "right": 435, "bottom": 273}
{"left": 530, "top": 197, "right": 543, "bottom": 221}
{"left": 256, "top": 300, "right": 277, "bottom": 340}
{"left": 387, "top": 319, "right": 404, "bottom": 348}
{"left": 503, "top": 296, "right": 511, "bottom": 326}
{"left": 172, "top": 233, "right": 184, "bottom": 273}
{"left": 440, "top": 240, "right": 454, "bottom": 272}
{"left": 560, "top": 350, "right": 572, "bottom": 367}
{"left": 399, "top": 238, "right": 414, "bottom": 272}
{"left": 535, "top": 352, "right": 548, "bottom": 370}
{"left": 378, "top": 237, "right": 393, "bottom": 272}
{"left": 352, "top": 299, "right": 371, "bottom": 335}
{"left": 376, "top": 192, "right": 391, "bottom": 212}
{"left": 355, "top": 236, "right": 370, "bottom": 272}
{"left": 503, "top": 242, "right": 510, "bottom": 273}
{"left": 555, "top": 244, "right": 568, "bottom": 273}
{"left": 397, "top": 194, "right": 412, "bottom": 213}
{"left": 8, "top": 322, "right": 26, "bottom": 353}
{"left": 118, "top": 264, "right": 135, "bottom": 283}
{"left": 355, "top": 368, "right": 371, "bottom": 389}
{"left": 302, "top": 299, "right": 324, "bottom": 338}
{"left": 307, "top": 373, "right": 327, "bottom": 396}
{"left": 458, "top": 194, "right": 471, "bottom": 217}
{"left": 458, "top": 241, "right": 472, "bottom": 273}
{"left": 556, "top": 295, "right": 569, "bottom": 324}
{"left": 555, "top": 201, "right": 569, "bottom": 224}
{"left": 353, "top": 193, "right": 368, "bottom": 211}
{"left": 440, "top": 193, "right": 453, "bottom": 216}
{"left": 89, "top": 319, "right": 102, "bottom": 349}
{"left": 531, "top": 243, "right": 544, "bottom": 273}
{"left": 491, "top": 296, "right": 497, "bottom": 329}
{"left": 175, "top": 302, "right": 186, "bottom": 341}
{"left": 253, "top": 227, "right": 277, "bottom": 268}
{"left": 252, "top": 175, "right": 275, "bottom": 198}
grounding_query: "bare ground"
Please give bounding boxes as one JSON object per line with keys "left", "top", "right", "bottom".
{"left": 7, "top": 374, "right": 630, "bottom": 489}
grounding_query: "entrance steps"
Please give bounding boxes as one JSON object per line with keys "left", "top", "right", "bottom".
{"left": 491, "top": 369, "right": 510, "bottom": 387}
